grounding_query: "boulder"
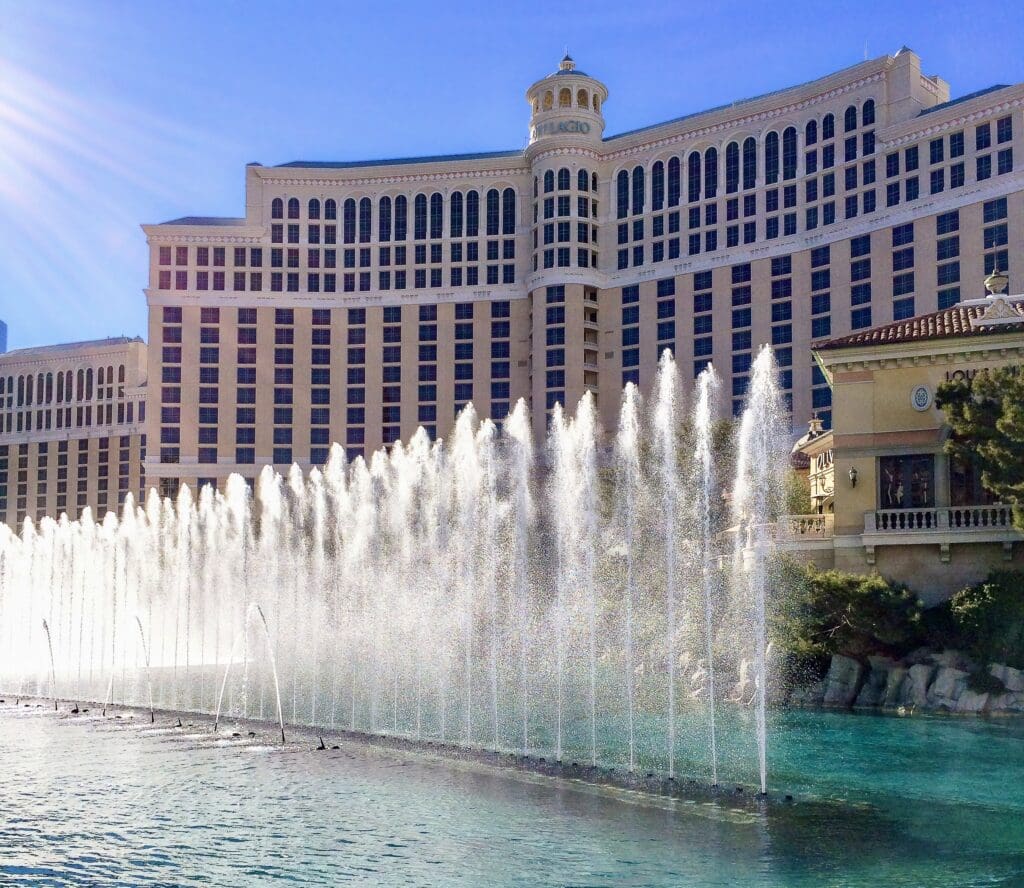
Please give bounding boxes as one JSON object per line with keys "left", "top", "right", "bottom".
{"left": 930, "top": 649, "right": 974, "bottom": 671}
{"left": 788, "top": 679, "right": 825, "bottom": 706}
{"left": 954, "top": 690, "right": 989, "bottom": 713}
{"left": 926, "top": 667, "right": 969, "bottom": 710}
{"left": 822, "top": 655, "right": 865, "bottom": 707}
{"left": 854, "top": 664, "right": 890, "bottom": 707}
{"left": 902, "top": 663, "right": 936, "bottom": 706}
{"left": 882, "top": 667, "right": 909, "bottom": 708}
{"left": 989, "top": 664, "right": 1024, "bottom": 693}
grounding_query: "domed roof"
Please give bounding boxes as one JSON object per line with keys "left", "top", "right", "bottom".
{"left": 554, "top": 53, "right": 588, "bottom": 77}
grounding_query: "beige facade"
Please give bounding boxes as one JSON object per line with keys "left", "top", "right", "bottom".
{"left": 0, "top": 338, "right": 148, "bottom": 528}
{"left": 788, "top": 285, "right": 1024, "bottom": 602}
{"left": 142, "top": 50, "right": 1024, "bottom": 496}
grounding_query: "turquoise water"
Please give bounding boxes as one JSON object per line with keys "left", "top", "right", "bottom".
{"left": 1, "top": 705, "right": 1023, "bottom": 886}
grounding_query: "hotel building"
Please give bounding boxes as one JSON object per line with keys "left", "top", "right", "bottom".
{"left": 143, "top": 49, "right": 1023, "bottom": 496}
{"left": 0, "top": 337, "right": 148, "bottom": 528}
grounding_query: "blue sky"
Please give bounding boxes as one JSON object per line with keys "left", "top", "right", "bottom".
{"left": 0, "top": 0, "right": 1021, "bottom": 351}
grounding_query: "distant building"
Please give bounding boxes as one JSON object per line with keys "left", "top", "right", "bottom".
{"left": 788, "top": 273, "right": 1024, "bottom": 601}
{"left": 0, "top": 337, "right": 148, "bottom": 528}
{"left": 0, "top": 319, "right": 7, "bottom": 354}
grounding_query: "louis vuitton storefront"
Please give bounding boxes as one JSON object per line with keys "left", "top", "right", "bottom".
{"left": 788, "top": 277, "right": 1024, "bottom": 602}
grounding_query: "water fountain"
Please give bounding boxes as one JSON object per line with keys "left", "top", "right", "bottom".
{"left": 0, "top": 350, "right": 788, "bottom": 791}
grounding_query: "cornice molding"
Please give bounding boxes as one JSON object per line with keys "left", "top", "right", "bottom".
{"left": 143, "top": 285, "right": 529, "bottom": 310}
{"left": 602, "top": 72, "right": 888, "bottom": 161}
{"left": 824, "top": 343, "right": 1024, "bottom": 374}
{"left": 884, "top": 93, "right": 1024, "bottom": 147}
{"left": 260, "top": 167, "right": 531, "bottom": 189}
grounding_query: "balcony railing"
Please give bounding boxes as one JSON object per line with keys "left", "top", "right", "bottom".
{"left": 865, "top": 505, "right": 1016, "bottom": 533}
{"left": 779, "top": 513, "right": 834, "bottom": 539}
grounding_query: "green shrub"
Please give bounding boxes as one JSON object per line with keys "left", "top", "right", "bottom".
{"left": 771, "top": 561, "right": 925, "bottom": 661}
{"left": 948, "top": 571, "right": 1024, "bottom": 669}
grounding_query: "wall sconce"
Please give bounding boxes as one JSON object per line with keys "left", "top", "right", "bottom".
{"left": 848, "top": 466, "right": 858, "bottom": 488}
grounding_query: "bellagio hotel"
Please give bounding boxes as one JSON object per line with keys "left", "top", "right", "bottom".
{"left": 143, "top": 48, "right": 1023, "bottom": 497}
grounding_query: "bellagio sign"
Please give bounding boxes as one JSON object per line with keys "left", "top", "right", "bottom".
{"left": 532, "top": 120, "right": 592, "bottom": 139}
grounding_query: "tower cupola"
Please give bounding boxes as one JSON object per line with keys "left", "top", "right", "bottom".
{"left": 525, "top": 55, "right": 608, "bottom": 154}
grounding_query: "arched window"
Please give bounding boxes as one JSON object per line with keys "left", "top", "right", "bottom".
{"left": 343, "top": 198, "right": 356, "bottom": 243}
{"left": 668, "top": 156, "right": 681, "bottom": 206}
{"left": 394, "top": 195, "right": 407, "bottom": 241}
{"left": 687, "top": 152, "right": 701, "bottom": 202}
{"left": 379, "top": 196, "right": 392, "bottom": 242}
{"left": 25, "top": 374, "right": 32, "bottom": 406}
{"left": 742, "top": 137, "right": 757, "bottom": 189}
{"left": 450, "top": 192, "right": 463, "bottom": 238}
{"left": 577, "top": 88, "right": 588, "bottom": 108}
{"left": 805, "top": 119, "right": 818, "bottom": 146}
{"left": 359, "top": 197, "right": 372, "bottom": 243}
{"left": 287, "top": 197, "right": 300, "bottom": 219}
{"left": 45, "top": 373, "right": 53, "bottom": 404}
{"left": 532, "top": 98, "right": 539, "bottom": 113}
{"left": 97, "top": 367, "right": 104, "bottom": 387}
{"left": 118, "top": 364, "right": 125, "bottom": 384}
{"left": 76, "top": 369, "right": 84, "bottom": 402}
{"left": 631, "top": 165, "right": 645, "bottom": 216}
{"left": 325, "top": 198, "right": 337, "bottom": 220}
{"left": 85, "top": 368, "right": 93, "bottom": 400}
{"left": 577, "top": 169, "right": 589, "bottom": 192}
{"left": 533, "top": 176, "right": 538, "bottom": 198}
{"left": 822, "top": 113, "right": 835, "bottom": 140}
{"left": 591, "top": 172, "right": 598, "bottom": 192}
{"left": 862, "top": 99, "right": 875, "bottom": 126}
{"left": 501, "top": 188, "right": 516, "bottom": 235}
{"left": 557, "top": 167, "right": 570, "bottom": 190}
{"left": 56, "top": 372, "right": 64, "bottom": 404}
{"left": 544, "top": 170, "right": 554, "bottom": 193}
{"left": 725, "top": 142, "right": 740, "bottom": 193}
{"left": 652, "top": 161, "right": 665, "bottom": 210}
{"left": 844, "top": 105, "right": 857, "bottom": 132}
{"left": 308, "top": 198, "right": 321, "bottom": 219}
{"left": 782, "top": 127, "right": 798, "bottom": 180}
{"left": 466, "top": 190, "right": 480, "bottom": 236}
{"left": 703, "top": 148, "right": 718, "bottom": 198}
{"left": 430, "top": 193, "right": 443, "bottom": 238}
{"left": 271, "top": 197, "right": 283, "bottom": 219}
{"left": 413, "top": 194, "right": 427, "bottom": 240}
{"left": 558, "top": 87, "right": 571, "bottom": 107}
{"left": 616, "top": 170, "right": 629, "bottom": 218}
{"left": 543, "top": 90, "right": 553, "bottom": 111}
{"left": 485, "top": 188, "right": 500, "bottom": 236}
{"left": 593, "top": 95, "right": 600, "bottom": 113}
{"left": 765, "top": 132, "right": 780, "bottom": 184}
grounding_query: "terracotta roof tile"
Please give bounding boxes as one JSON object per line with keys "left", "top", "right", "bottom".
{"left": 816, "top": 300, "right": 1024, "bottom": 351}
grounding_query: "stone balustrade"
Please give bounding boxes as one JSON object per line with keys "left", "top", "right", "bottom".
{"left": 865, "top": 505, "right": 1015, "bottom": 533}
{"left": 781, "top": 513, "right": 834, "bottom": 539}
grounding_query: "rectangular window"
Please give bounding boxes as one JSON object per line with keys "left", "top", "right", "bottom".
{"left": 879, "top": 455, "right": 935, "bottom": 509}
{"left": 851, "top": 306, "right": 872, "bottom": 329}
{"left": 893, "top": 297, "right": 915, "bottom": 320}
{"left": 811, "top": 316, "right": 831, "bottom": 338}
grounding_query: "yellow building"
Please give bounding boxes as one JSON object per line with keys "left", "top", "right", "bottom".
{"left": 789, "top": 273, "right": 1024, "bottom": 601}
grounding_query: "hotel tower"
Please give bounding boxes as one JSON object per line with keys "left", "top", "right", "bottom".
{"left": 135, "top": 48, "right": 1023, "bottom": 497}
